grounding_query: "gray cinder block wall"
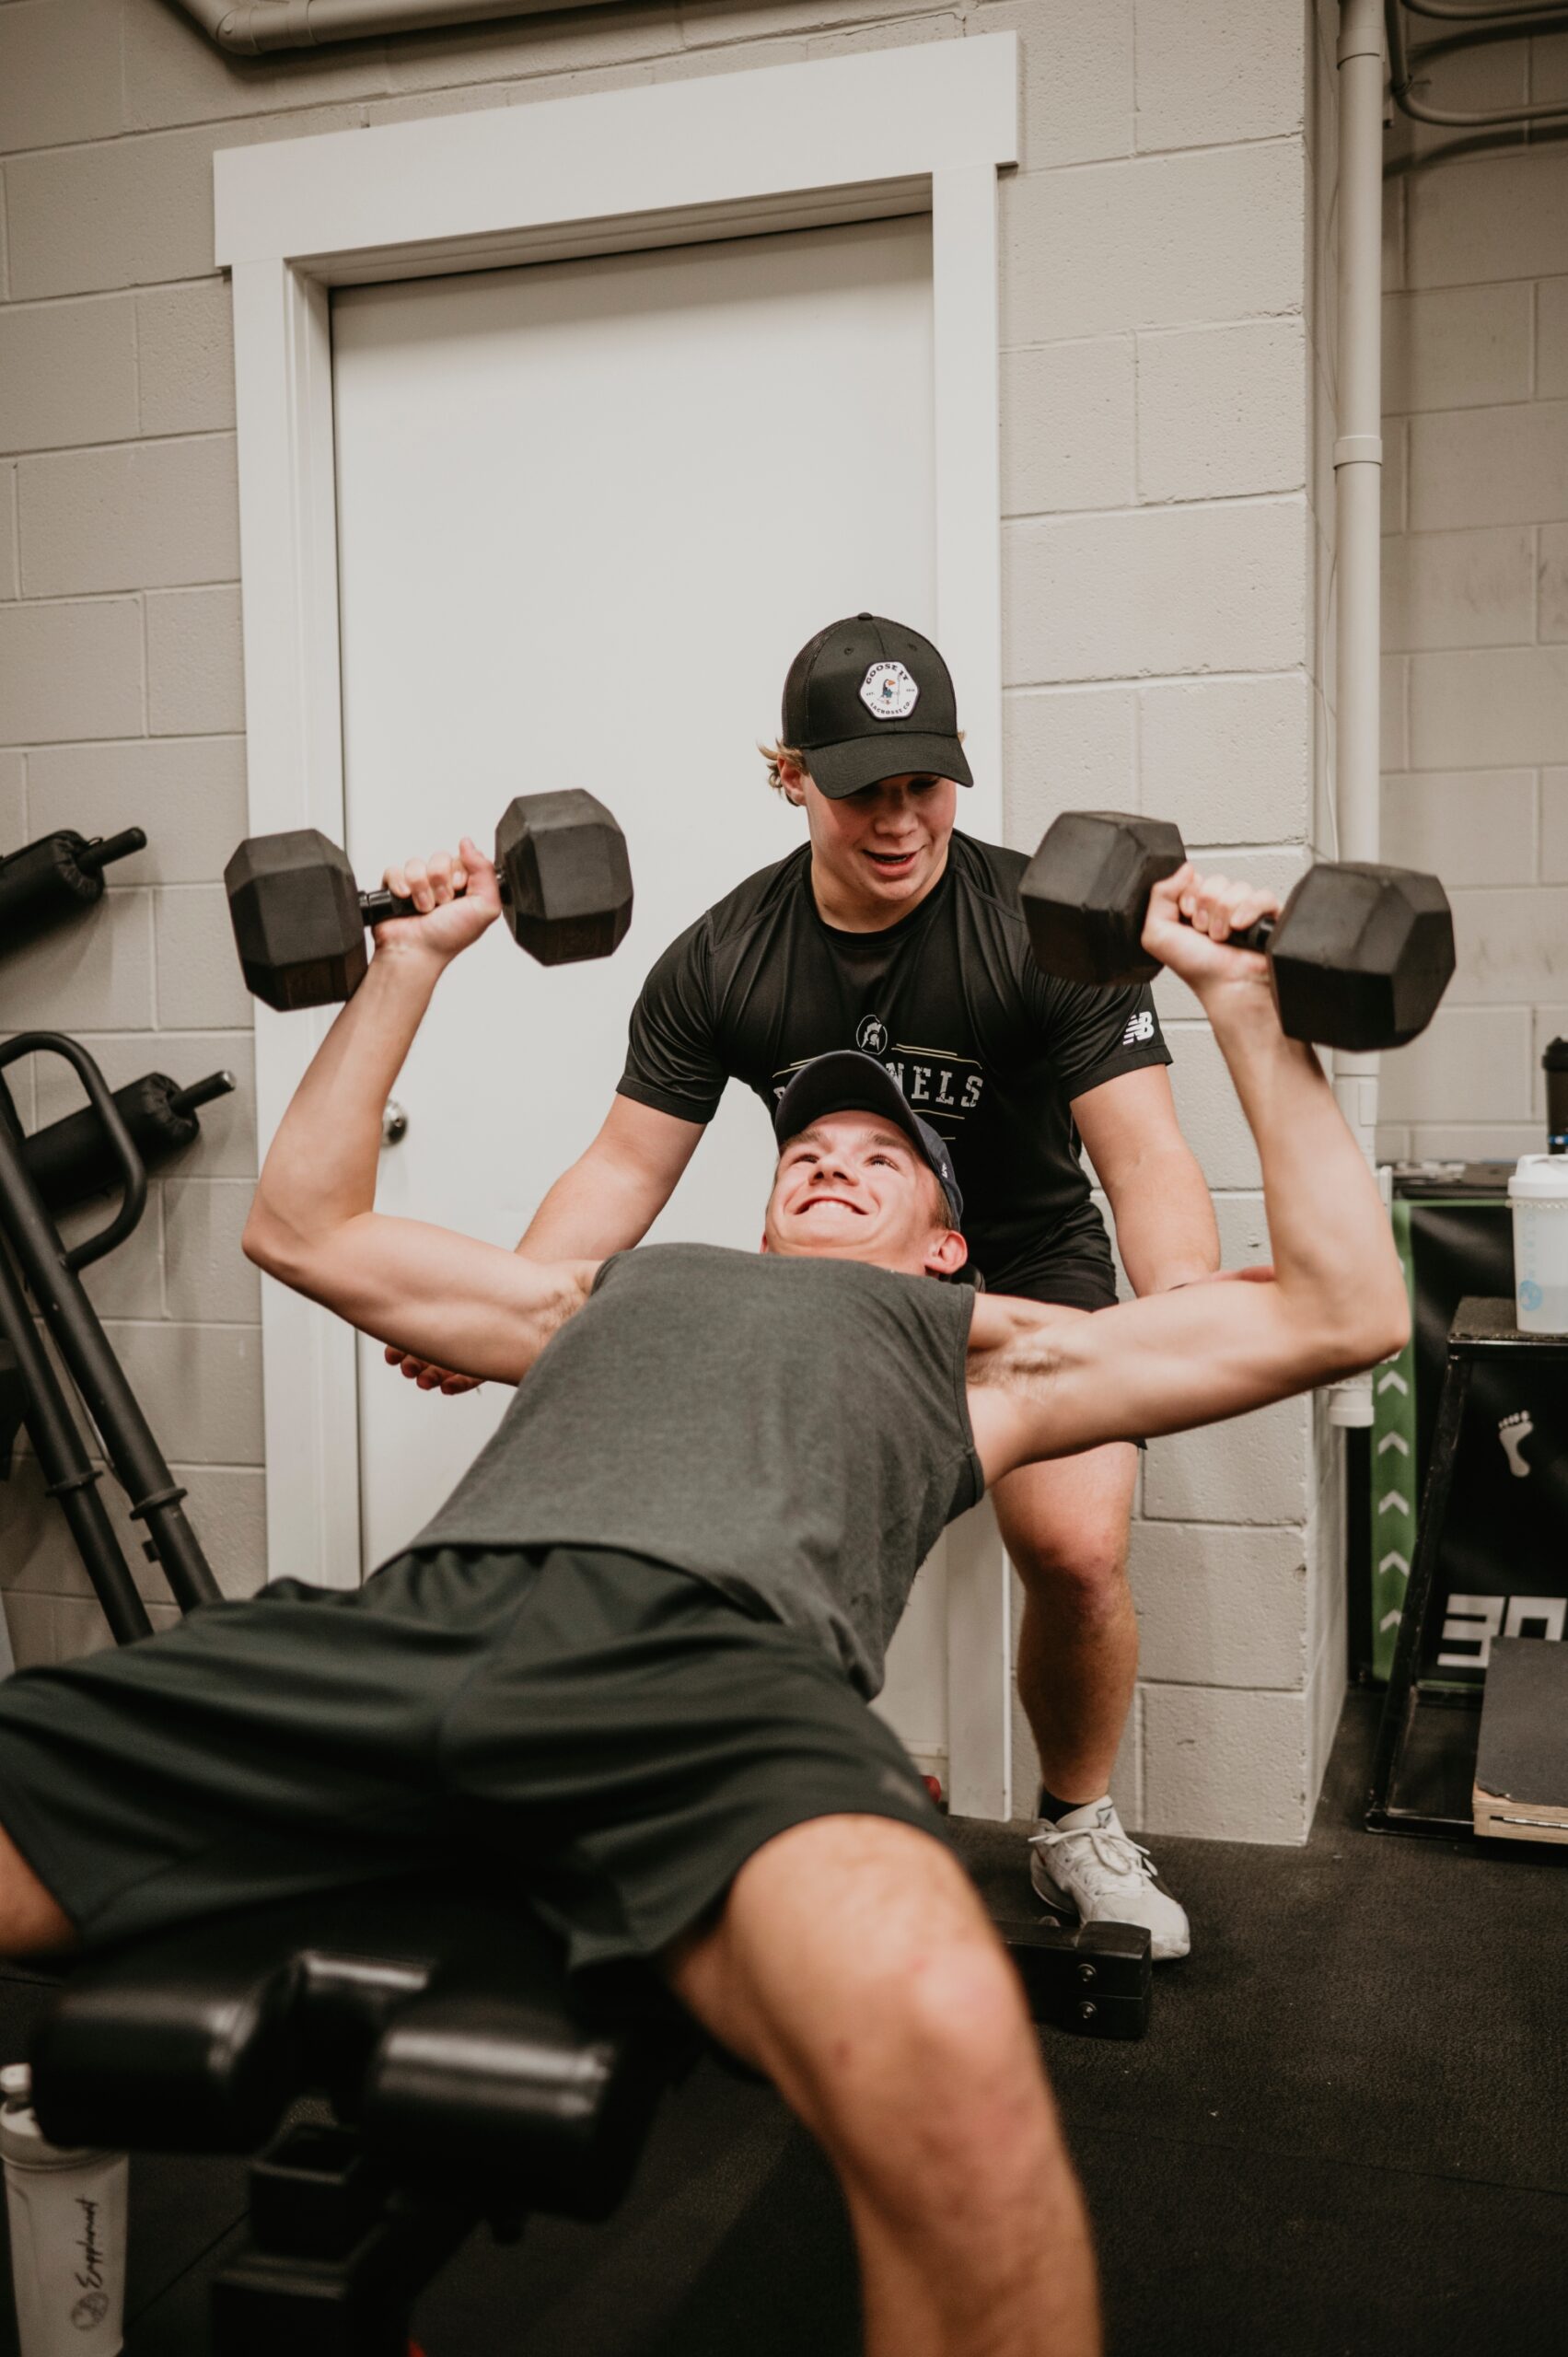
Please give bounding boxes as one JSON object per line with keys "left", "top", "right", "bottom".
{"left": 1376, "top": 29, "right": 1568, "bottom": 1163}
{"left": 1, "top": 0, "right": 1349, "bottom": 1841}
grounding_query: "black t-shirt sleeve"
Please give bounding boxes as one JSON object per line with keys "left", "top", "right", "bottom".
{"left": 618, "top": 915, "right": 729, "bottom": 1124}
{"left": 1025, "top": 959, "right": 1173, "bottom": 1105}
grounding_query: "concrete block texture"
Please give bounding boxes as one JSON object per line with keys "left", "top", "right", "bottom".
{"left": 1002, "top": 686, "right": 1138, "bottom": 848}
{"left": 1409, "top": 401, "right": 1568, "bottom": 533}
{"left": 0, "top": 750, "right": 23, "bottom": 846}
{"left": 122, "top": 0, "right": 390, "bottom": 132}
{"left": 1406, "top": 148, "right": 1568, "bottom": 293}
{"left": 146, "top": 585, "right": 245, "bottom": 736}
{"left": 58, "top": 1188, "right": 165, "bottom": 1323}
{"left": 27, "top": 735, "right": 249, "bottom": 884}
{"left": 1381, "top": 526, "right": 1535, "bottom": 653}
{"left": 1136, "top": 317, "right": 1307, "bottom": 505}
{"left": 1144, "top": 1393, "right": 1310, "bottom": 1526}
{"left": 1540, "top": 523, "right": 1568, "bottom": 644}
{"left": 0, "top": 0, "right": 124, "bottom": 156}
{"left": 1139, "top": 672, "right": 1310, "bottom": 844}
{"left": 137, "top": 281, "right": 238, "bottom": 437}
{"left": 0, "top": 888, "right": 153, "bottom": 1031}
{"left": 154, "top": 884, "right": 254, "bottom": 1030}
{"left": 1128, "top": 1520, "right": 1307, "bottom": 1689}
{"left": 0, "top": 295, "right": 139, "bottom": 456}
{"left": 0, "top": 596, "right": 144, "bottom": 743}
{"left": 163, "top": 1178, "right": 262, "bottom": 1323}
{"left": 103, "top": 1320, "right": 262, "bottom": 1465}
{"left": 1005, "top": 497, "right": 1307, "bottom": 685}
{"left": 1382, "top": 284, "right": 1532, "bottom": 417}
{"left": 1381, "top": 769, "right": 1536, "bottom": 888}
{"left": 6, "top": 128, "right": 219, "bottom": 300}
{"left": 1447, "top": 886, "right": 1568, "bottom": 1008}
{"left": 0, "top": 468, "right": 17, "bottom": 602}
{"left": 1410, "top": 646, "right": 1568, "bottom": 770}
{"left": 1001, "top": 338, "right": 1134, "bottom": 517}
{"left": 1377, "top": 1004, "right": 1533, "bottom": 1126}
{"left": 1542, "top": 770, "right": 1568, "bottom": 883}
{"left": 1539, "top": 278, "right": 1568, "bottom": 402}
{"left": 1001, "top": 139, "right": 1304, "bottom": 347}
{"left": 1133, "top": 0, "right": 1305, "bottom": 155}
{"left": 974, "top": 0, "right": 1132, "bottom": 171}
{"left": 19, "top": 435, "right": 239, "bottom": 598}
{"left": 1157, "top": 1020, "right": 1259, "bottom": 1189}
{"left": 389, "top": 0, "right": 679, "bottom": 94}
{"left": 1140, "top": 1682, "right": 1307, "bottom": 1841}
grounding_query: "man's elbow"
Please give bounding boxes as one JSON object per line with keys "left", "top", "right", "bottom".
{"left": 1318, "top": 1282, "right": 1411, "bottom": 1382}
{"left": 242, "top": 1198, "right": 317, "bottom": 1288}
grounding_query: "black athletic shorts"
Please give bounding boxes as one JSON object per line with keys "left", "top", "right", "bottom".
{"left": 0, "top": 1545, "right": 944, "bottom": 1971}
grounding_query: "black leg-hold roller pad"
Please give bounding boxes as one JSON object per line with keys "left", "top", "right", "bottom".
{"left": 0, "top": 828, "right": 146, "bottom": 958}
{"left": 29, "top": 1877, "right": 679, "bottom": 2222}
{"left": 22, "top": 1069, "right": 235, "bottom": 1212}
{"left": 495, "top": 789, "right": 633, "bottom": 966}
{"left": 1000, "top": 1918, "right": 1152, "bottom": 2039}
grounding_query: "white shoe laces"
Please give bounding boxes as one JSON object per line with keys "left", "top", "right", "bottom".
{"left": 1028, "top": 1823, "right": 1159, "bottom": 1895}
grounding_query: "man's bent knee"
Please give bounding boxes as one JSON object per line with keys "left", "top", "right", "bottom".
{"left": 0, "top": 1817, "right": 75, "bottom": 1956}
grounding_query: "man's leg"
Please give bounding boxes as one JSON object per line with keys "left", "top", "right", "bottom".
{"left": 992, "top": 1446, "right": 1190, "bottom": 1960}
{"left": 666, "top": 1813, "right": 1098, "bottom": 2357}
{"left": 0, "top": 1819, "right": 75, "bottom": 1956}
{"left": 992, "top": 1446, "right": 1140, "bottom": 1806}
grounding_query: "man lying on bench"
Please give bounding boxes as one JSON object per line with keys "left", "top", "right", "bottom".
{"left": 0, "top": 840, "right": 1408, "bottom": 2357}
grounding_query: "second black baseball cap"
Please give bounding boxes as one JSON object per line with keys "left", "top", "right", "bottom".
{"left": 782, "top": 613, "right": 974, "bottom": 801}
{"left": 773, "top": 1051, "right": 964, "bottom": 1228}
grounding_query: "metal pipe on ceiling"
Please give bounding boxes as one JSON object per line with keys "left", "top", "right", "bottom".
{"left": 175, "top": 0, "right": 632, "bottom": 56}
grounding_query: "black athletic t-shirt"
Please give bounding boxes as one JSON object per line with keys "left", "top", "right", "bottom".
{"left": 618, "top": 832, "right": 1171, "bottom": 1303}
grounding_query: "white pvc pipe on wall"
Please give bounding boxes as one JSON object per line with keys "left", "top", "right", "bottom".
{"left": 1329, "top": 0, "right": 1388, "bottom": 1429}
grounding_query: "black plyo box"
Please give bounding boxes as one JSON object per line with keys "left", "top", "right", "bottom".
{"left": 1473, "top": 1636, "right": 1568, "bottom": 1844}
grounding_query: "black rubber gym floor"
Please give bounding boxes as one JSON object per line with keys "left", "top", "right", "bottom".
{"left": 0, "top": 1688, "right": 1561, "bottom": 2356}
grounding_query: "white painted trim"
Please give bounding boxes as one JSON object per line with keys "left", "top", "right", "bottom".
{"left": 223, "top": 34, "right": 1020, "bottom": 1804}
{"left": 215, "top": 41, "right": 1017, "bottom": 271}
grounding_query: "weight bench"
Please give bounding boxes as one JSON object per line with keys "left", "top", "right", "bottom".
{"left": 22, "top": 1861, "right": 1150, "bottom": 2353}
{"left": 27, "top": 1874, "right": 689, "bottom": 2356}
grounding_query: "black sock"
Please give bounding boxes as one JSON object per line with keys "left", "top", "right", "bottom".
{"left": 1037, "top": 1785, "right": 1105, "bottom": 1824}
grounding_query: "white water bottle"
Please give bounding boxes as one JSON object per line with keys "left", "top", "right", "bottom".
{"left": 1, "top": 2062, "right": 127, "bottom": 2357}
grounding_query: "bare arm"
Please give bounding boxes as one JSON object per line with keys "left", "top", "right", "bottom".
{"left": 518, "top": 1094, "right": 705, "bottom": 1260}
{"left": 243, "top": 842, "right": 596, "bottom": 1387}
{"left": 967, "top": 867, "right": 1410, "bottom": 1484}
{"left": 1071, "top": 1062, "right": 1220, "bottom": 1295}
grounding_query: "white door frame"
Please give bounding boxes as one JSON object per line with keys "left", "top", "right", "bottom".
{"left": 216, "top": 33, "right": 1019, "bottom": 1817}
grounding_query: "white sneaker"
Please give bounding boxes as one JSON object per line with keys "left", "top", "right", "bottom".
{"left": 1028, "top": 1798, "right": 1191, "bottom": 1962}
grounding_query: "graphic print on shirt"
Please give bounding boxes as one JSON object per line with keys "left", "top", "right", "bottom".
{"left": 772, "top": 1036, "right": 984, "bottom": 1136}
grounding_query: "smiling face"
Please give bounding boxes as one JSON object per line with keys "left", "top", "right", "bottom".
{"left": 762, "top": 1109, "right": 968, "bottom": 1279}
{"left": 779, "top": 763, "right": 958, "bottom": 933}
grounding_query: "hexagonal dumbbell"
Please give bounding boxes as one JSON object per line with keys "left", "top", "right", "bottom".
{"left": 1018, "top": 809, "right": 1455, "bottom": 1052}
{"left": 225, "top": 791, "right": 633, "bottom": 1013}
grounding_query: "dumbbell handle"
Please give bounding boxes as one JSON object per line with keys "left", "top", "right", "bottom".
{"left": 359, "top": 886, "right": 419, "bottom": 928}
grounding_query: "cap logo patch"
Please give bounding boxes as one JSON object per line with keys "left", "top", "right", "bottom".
{"left": 859, "top": 660, "right": 919, "bottom": 721}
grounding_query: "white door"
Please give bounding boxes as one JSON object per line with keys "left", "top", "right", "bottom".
{"left": 332, "top": 212, "right": 948, "bottom": 1771}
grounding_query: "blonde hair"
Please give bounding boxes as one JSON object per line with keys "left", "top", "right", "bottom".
{"left": 759, "top": 741, "right": 807, "bottom": 796}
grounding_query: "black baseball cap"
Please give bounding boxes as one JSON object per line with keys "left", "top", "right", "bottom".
{"left": 772, "top": 1051, "right": 964, "bottom": 1228}
{"left": 782, "top": 613, "right": 973, "bottom": 801}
